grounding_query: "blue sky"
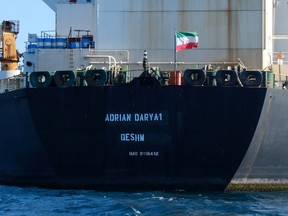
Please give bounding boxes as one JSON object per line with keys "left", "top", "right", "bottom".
{"left": 0, "top": 0, "right": 55, "bottom": 53}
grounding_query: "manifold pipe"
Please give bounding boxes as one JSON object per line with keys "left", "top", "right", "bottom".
{"left": 87, "top": 61, "right": 241, "bottom": 66}
{"left": 85, "top": 55, "right": 117, "bottom": 69}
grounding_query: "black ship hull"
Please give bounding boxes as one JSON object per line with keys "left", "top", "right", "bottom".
{"left": 1, "top": 82, "right": 280, "bottom": 191}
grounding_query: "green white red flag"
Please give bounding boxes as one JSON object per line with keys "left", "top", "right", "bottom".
{"left": 176, "top": 32, "right": 198, "bottom": 52}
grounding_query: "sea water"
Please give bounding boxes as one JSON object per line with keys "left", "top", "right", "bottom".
{"left": 0, "top": 185, "right": 288, "bottom": 215}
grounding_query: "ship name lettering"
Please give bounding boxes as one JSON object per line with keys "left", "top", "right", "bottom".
{"left": 134, "top": 113, "right": 162, "bottom": 121}
{"left": 105, "top": 113, "right": 132, "bottom": 122}
{"left": 105, "top": 113, "right": 163, "bottom": 122}
{"left": 121, "top": 133, "right": 145, "bottom": 142}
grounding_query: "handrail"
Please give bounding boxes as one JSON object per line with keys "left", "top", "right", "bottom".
{"left": 88, "top": 49, "right": 130, "bottom": 62}
{"left": 85, "top": 55, "right": 117, "bottom": 69}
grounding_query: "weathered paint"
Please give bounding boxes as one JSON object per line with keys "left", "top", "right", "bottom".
{"left": 31, "top": 1, "right": 273, "bottom": 72}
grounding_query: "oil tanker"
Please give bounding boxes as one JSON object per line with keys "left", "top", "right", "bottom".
{"left": 0, "top": 0, "right": 288, "bottom": 191}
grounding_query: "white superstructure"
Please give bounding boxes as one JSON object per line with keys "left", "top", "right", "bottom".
{"left": 24, "top": 0, "right": 275, "bottom": 73}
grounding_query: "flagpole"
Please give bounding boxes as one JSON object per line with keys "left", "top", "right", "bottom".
{"left": 174, "top": 29, "right": 177, "bottom": 73}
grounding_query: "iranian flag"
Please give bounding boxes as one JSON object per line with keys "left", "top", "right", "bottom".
{"left": 176, "top": 32, "right": 198, "bottom": 52}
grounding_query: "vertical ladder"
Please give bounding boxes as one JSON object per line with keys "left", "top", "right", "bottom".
{"left": 68, "top": 49, "right": 74, "bottom": 70}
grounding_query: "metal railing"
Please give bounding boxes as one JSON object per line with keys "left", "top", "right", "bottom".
{"left": 0, "top": 77, "right": 25, "bottom": 93}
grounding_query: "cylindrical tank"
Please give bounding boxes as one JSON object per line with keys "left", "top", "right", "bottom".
{"left": 51, "top": 38, "right": 56, "bottom": 48}
{"left": 70, "top": 42, "right": 80, "bottom": 49}
{"left": 28, "top": 44, "right": 37, "bottom": 54}
{"left": 82, "top": 35, "right": 93, "bottom": 48}
{"left": 37, "top": 38, "right": 44, "bottom": 49}
{"left": 68, "top": 37, "right": 81, "bottom": 48}
{"left": 43, "top": 38, "right": 52, "bottom": 48}
{"left": 168, "top": 71, "right": 182, "bottom": 85}
{"left": 56, "top": 38, "right": 67, "bottom": 48}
